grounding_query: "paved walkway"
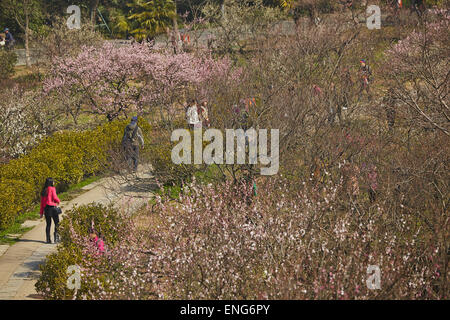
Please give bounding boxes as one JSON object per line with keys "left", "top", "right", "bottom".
{"left": 0, "top": 165, "right": 154, "bottom": 300}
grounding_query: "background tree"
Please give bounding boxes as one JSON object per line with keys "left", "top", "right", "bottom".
{"left": 31, "top": 16, "right": 104, "bottom": 76}
{"left": 111, "top": 0, "right": 177, "bottom": 41}
{"left": 202, "top": 0, "right": 283, "bottom": 55}
{"left": 1, "top": 0, "right": 44, "bottom": 67}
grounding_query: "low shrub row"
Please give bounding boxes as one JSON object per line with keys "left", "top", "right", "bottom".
{"left": 0, "top": 119, "right": 151, "bottom": 230}
{"left": 36, "top": 176, "right": 445, "bottom": 299}
{"left": 35, "top": 203, "right": 128, "bottom": 299}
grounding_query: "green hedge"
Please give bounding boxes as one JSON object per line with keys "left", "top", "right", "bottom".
{"left": 0, "top": 179, "right": 34, "bottom": 228}
{"left": 35, "top": 203, "right": 125, "bottom": 300}
{"left": 0, "top": 119, "right": 151, "bottom": 230}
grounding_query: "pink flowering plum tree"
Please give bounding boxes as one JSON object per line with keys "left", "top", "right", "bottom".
{"left": 36, "top": 176, "right": 446, "bottom": 299}
{"left": 44, "top": 42, "right": 235, "bottom": 124}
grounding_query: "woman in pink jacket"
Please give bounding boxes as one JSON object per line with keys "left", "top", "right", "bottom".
{"left": 40, "top": 178, "right": 61, "bottom": 243}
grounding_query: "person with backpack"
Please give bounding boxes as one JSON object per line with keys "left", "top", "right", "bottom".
{"left": 40, "top": 178, "right": 61, "bottom": 244}
{"left": 121, "top": 116, "right": 145, "bottom": 172}
{"left": 4, "top": 28, "right": 15, "bottom": 50}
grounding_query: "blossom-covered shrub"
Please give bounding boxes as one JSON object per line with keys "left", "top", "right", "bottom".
{"left": 0, "top": 88, "right": 48, "bottom": 160}
{"left": 36, "top": 176, "right": 446, "bottom": 299}
{"left": 382, "top": 10, "right": 450, "bottom": 135}
{"left": 44, "top": 42, "right": 236, "bottom": 122}
{"left": 35, "top": 204, "right": 129, "bottom": 300}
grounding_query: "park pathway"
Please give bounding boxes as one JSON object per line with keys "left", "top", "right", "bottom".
{"left": 0, "top": 165, "right": 155, "bottom": 300}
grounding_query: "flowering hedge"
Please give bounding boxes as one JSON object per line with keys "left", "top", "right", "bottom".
{"left": 0, "top": 120, "right": 151, "bottom": 230}
{"left": 35, "top": 203, "right": 129, "bottom": 299}
{"left": 36, "top": 176, "right": 445, "bottom": 299}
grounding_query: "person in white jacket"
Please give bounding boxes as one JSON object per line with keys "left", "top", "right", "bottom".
{"left": 186, "top": 99, "right": 200, "bottom": 129}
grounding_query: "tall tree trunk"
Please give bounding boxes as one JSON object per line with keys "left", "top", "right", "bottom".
{"left": 90, "top": 0, "right": 100, "bottom": 27}
{"left": 172, "top": 1, "right": 180, "bottom": 53}
{"left": 24, "top": 1, "right": 30, "bottom": 67}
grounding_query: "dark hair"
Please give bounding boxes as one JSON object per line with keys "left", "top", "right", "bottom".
{"left": 41, "top": 177, "right": 54, "bottom": 197}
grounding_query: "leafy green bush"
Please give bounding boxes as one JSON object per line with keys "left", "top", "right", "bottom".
{"left": 0, "top": 158, "right": 51, "bottom": 196}
{"left": 35, "top": 245, "right": 83, "bottom": 300}
{"left": 147, "top": 129, "right": 198, "bottom": 185}
{"left": 59, "top": 203, "right": 126, "bottom": 247}
{"left": 0, "top": 179, "right": 34, "bottom": 229}
{"left": 0, "top": 119, "right": 151, "bottom": 230}
{"left": 0, "top": 50, "right": 17, "bottom": 79}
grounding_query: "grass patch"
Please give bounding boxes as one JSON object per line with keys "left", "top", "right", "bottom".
{"left": 58, "top": 175, "right": 102, "bottom": 202}
{"left": 155, "top": 184, "right": 182, "bottom": 200}
{"left": 0, "top": 205, "right": 39, "bottom": 245}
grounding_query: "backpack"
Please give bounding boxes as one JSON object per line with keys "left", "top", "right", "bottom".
{"left": 123, "top": 124, "right": 139, "bottom": 146}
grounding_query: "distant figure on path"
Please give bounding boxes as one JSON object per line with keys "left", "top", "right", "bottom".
{"left": 40, "top": 178, "right": 61, "bottom": 244}
{"left": 186, "top": 99, "right": 200, "bottom": 130}
{"left": 4, "top": 28, "right": 15, "bottom": 50}
{"left": 121, "top": 116, "right": 145, "bottom": 172}
{"left": 199, "top": 100, "right": 210, "bottom": 128}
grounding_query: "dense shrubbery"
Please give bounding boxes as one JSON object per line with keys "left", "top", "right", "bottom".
{"left": 0, "top": 119, "right": 151, "bottom": 229}
{"left": 35, "top": 177, "right": 446, "bottom": 299}
{"left": 147, "top": 124, "right": 199, "bottom": 185}
{"left": 0, "top": 179, "right": 34, "bottom": 228}
{"left": 25, "top": 2, "right": 450, "bottom": 300}
{"left": 0, "top": 50, "right": 17, "bottom": 79}
{"left": 35, "top": 204, "right": 128, "bottom": 299}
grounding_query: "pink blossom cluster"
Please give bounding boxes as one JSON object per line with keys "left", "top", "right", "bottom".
{"left": 43, "top": 42, "right": 236, "bottom": 121}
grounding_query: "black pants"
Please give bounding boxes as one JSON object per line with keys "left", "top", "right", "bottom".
{"left": 44, "top": 206, "right": 59, "bottom": 240}
{"left": 124, "top": 145, "right": 139, "bottom": 171}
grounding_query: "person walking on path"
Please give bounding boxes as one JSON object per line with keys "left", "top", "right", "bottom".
{"left": 40, "top": 178, "right": 61, "bottom": 244}
{"left": 121, "top": 116, "right": 145, "bottom": 172}
{"left": 4, "top": 28, "right": 15, "bottom": 50}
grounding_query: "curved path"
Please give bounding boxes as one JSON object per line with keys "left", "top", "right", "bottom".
{"left": 0, "top": 165, "right": 154, "bottom": 300}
